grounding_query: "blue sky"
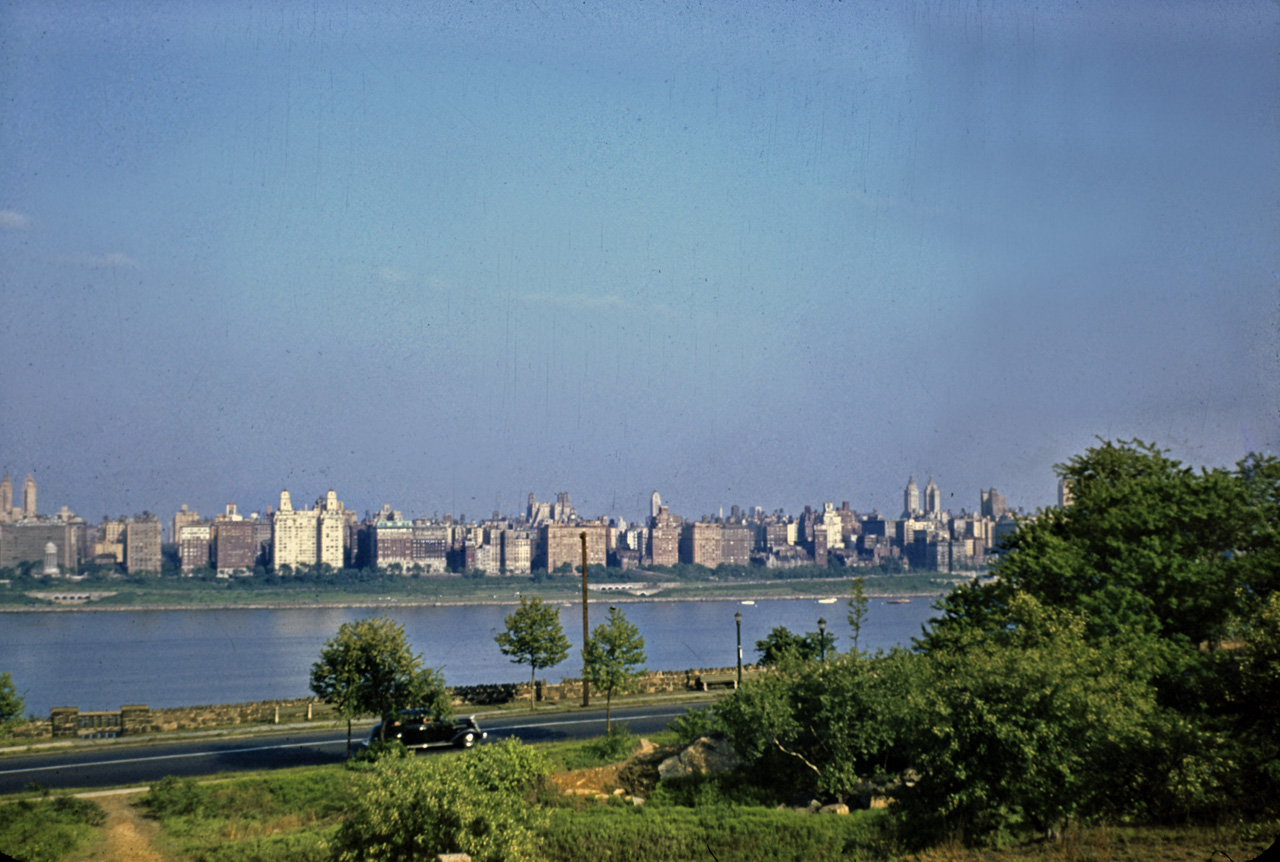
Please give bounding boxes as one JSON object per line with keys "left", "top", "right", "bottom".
{"left": 2, "top": 1, "right": 1277, "bottom": 525}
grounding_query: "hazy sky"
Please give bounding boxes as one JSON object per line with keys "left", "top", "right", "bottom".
{"left": 2, "top": 1, "right": 1277, "bottom": 526}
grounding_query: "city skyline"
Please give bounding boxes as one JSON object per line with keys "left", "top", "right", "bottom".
{"left": 2, "top": 2, "right": 1277, "bottom": 528}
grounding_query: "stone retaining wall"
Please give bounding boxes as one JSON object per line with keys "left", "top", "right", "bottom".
{"left": 18, "top": 665, "right": 759, "bottom": 740}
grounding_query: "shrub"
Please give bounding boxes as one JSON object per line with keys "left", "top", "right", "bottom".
{"left": 143, "top": 775, "right": 212, "bottom": 818}
{"left": 332, "top": 738, "right": 550, "bottom": 862}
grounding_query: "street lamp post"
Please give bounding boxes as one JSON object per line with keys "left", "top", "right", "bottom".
{"left": 734, "top": 611, "right": 743, "bottom": 687}
{"left": 581, "top": 531, "right": 590, "bottom": 707}
{"left": 818, "top": 617, "right": 827, "bottom": 661}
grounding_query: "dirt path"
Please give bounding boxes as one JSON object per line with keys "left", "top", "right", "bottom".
{"left": 79, "top": 791, "right": 168, "bottom": 862}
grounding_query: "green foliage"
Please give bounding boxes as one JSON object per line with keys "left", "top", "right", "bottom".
{"left": 144, "top": 774, "right": 214, "bottom": 817}
{"left": 847, "top": 576, "right": 869, "bottom": 654}
{"left": 347, "top": 738, "right": 410, "bottom": 768}
{"left": 495, "top": 596, "right": 572, "bottom": 711}
{"left": 0, "top": 795, "right": 106, "bottom": 862}
{"left": 332, "top": 738, "right": 550, "bottom": 862}
{"left": 0, "top": 670, "right": 25, "bottom": 727}
{"left": 668, "top": 705, "right": 723, "bottom": 746}
{"left": 896, "top": 595, "right": 1163, "bottom": 846}
{"left": 585, "top": 723, "right": 638, "bottom": 763}
{"left": 715, "top": 648, "right": 917, "bottom": 800}
{"left": 309, "top": 617, "right": 450, "bottom": 746}
{"left": 540, "top": 805, "right": 885, "bottom": 862}
{"left": 582, "top": 606, "right": 647, "bottom": 730}
{"left": 753, "top": 625, "right": 835, "bottom": 665}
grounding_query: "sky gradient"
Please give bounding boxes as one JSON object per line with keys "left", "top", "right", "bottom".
{"left": 2, "top": 1, "right": 1278, "bottom": 526}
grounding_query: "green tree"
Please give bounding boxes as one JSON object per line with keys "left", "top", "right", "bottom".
{"left": 0, "top": 672, "right": 26, "bottom": 729}
{"left": 495, "top": 596, "right": 571, "bottom": 711}
{"left": 333, "top": 738, "right": 550, "bottom": 862}
{"left": 754, "top": 625, "right": 834, "bottom": 665}
{"left": 847, "top": 576, "right": 869, "bottom": 654}
{"left": 310, "top": 617, "right": 450, "bottom": 751}
{"left": 898, "top": 595, "right": 1160, "bottom": 846}
{"left": 581, "top": 606, "right": 646, "bottom": 731}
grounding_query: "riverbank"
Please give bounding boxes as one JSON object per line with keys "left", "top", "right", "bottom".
{"left": 0, "top": 572, "right": 965, "bottom": 612}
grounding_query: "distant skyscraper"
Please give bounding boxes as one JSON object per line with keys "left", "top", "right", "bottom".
{"left": 924, "top": 476, "right": 941, "bottom": 517}
{"left": 1057, "top": 479, "right": 1074, "bottom": 508}
{"left": 980, "top": 488, "right": 1009, "bottom": 520}
{"left": 903, "top": 475, "right": 920, "bottom": 518}
{"left": 651, "top": 491, "right": 661, "bottom": 520}
{"left": 22, "top": 474, "right": 36, "bottom": 518}
{"left": 0, "top": 473, "right": 12, "bottom": 520}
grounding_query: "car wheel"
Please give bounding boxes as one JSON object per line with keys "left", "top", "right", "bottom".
{"left": 460, "top": 732, "right": 475, "bottom": 748}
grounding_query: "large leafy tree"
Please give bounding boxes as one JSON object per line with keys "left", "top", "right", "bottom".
{"left": 925, "top": 439, "right": 1278, "bottom": 654}
{"left": 310, "top": 617, "right": 450, "bottom": 751}
{"left": 0, "top": 672, "right": 25, "bottom": 729}
{"left": 495, "top": 597, "right": 571, "bottom": 711}
{"left": 581, "top": 606, "right": 646, "bottom": 731}
{"left": 899, "top": 594, "right": 1161, "bottom": 846}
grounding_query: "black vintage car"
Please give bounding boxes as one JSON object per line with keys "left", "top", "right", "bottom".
{"left": 362, "top": 710, "right": 487, "bottom": 751}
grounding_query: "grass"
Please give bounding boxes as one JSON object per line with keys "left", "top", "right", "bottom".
{"left": 6, "top": 732, "right": 1274, "bottom": 862}
{"left": 0, "top": 794, "right": 106, "bottom": 862}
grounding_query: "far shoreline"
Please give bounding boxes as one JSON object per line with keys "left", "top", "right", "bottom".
{"left": 0, "top": 589, "right": 949, "bottom": 613}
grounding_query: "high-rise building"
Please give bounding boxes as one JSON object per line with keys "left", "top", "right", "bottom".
{"left": 680, "top": 521, "right": 722, "bottom": 568}
{"left": 648, "top": 505, "right": 682, "bottom": 567}
{"left": 650, "top": 491, "right": 662, "bottom": 520}
{"left": 125, "top": 515, "right": 163, "bottom": 574}
{"left": 213, "top": 519, "right": 258, "bottom": 574}
{"left": 0, "top": 473, "right": 12, "bottom": 521}
{"left": 903, "top": 475, "right": 919, "bottom": 518}
{"left": 22, "top": 474, "right": 36, "bottom": 518}
{"left": 924, "top": 476, "right": 941, "bottom": 517}
{"left": 501, "top": 529, "right": 531, "bottom": 574}
{"left": 0, "top": 519, "right": 84, "bottom": 570}
{"left": 1057, "top": 479, "right": 1074, "bottom": 508}
{"left": 542, "top": 521, "right": 607, "bottom": 572}
{"left": 272, "top": 489, "right": 347, "bottom": 571}
{"left": 178, "top": 522, "right": 211, "bottom": 572}
{"left": 980, "top": 488, "right": 1009, "bottom": 520}
{"left": 171, "top": 505, "right": 201, "bottom": 545}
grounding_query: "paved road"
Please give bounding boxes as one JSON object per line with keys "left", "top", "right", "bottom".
{"left": 0, "top": 701, "right": 703, "bottom": 795}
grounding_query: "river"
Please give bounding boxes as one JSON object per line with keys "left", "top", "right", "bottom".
{"left": 1, "top": 597, "right": 940, "bottom": 716}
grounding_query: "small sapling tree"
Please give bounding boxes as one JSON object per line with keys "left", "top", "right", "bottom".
{"left": 495, "top": 596, "right": 572, "bottom": 711}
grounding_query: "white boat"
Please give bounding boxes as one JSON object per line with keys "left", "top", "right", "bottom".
{"left": 740, "top": 600, "right": 755, "bottom": 605}
{"left": 817, "top": 598, "right": 837, "bottom": 604}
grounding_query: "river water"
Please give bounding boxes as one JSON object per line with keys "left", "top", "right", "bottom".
{"left": 1, "top": 597, "right": 940, "bottom": 716}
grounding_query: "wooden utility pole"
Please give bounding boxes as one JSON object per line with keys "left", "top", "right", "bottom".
{"left": 581, "top": 531, "right": 590, "bottom": 706}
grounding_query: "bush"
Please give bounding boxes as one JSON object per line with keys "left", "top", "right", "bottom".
{"left": 586, "top": 724, "right": 637, "bottom": 763}
{"left": 668, "top": 706, "right": 722, "bottom": 746}
{"left": 332, "top": 738, "right": 550, "bottom": 862}
{"left": 347, "top": 738, "right": 409, "bottom": 768}
{"left": 0, "top": 795, "right": 106, "bottom": 862}
{"left": 144, "top": 775, "right": 212, "bottom": 818}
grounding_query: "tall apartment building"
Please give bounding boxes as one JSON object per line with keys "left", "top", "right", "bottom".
{"left": 542, "top": 521, "right": 607, "bottom": 572}
{"left": 0, "top": 473, "right": 12, "bottom": 522}
{"left": 903, "top": 475, "right": 920, "bottom": 518}
{"left": 680, "top": 521, "right": 722, "bottom": 568}
{"left": 721, "top": 523, "right": 753, "bottom": 566}
{"left": 980, "top": 488, "right": 1010, "bottom": 520}
{"left": 411, "top": 521, "right": 449, "bottom": 573}
{"left": 370, "top": 520, "right": 414, "bottom": 570}
{"left": 648, "top": 505, "right": 682, "bottom": 567}
{"left": 924, "top": 476, "right": 942, "bottom": 517}
{"left": 177, "top": 522, "right": 211, "bottom": 571}
{"left": 171, "top": 505, "right": 201, "bottom": 545}
{"left": 125, "top": 515, "right": 163, "bottom": 574}
{"left": 272, "top": 489, "right": 348, "bottom": 571}
{"left": 501, "top": 529, "right": 531, "bottom": 574}
{"left": 213, "top": 514, "right": 259, "bottom": 574}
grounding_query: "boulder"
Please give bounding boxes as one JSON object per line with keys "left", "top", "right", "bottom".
{"left": 658, "top": 736, "right": 742, "bottom": 780}
{"left": 818, "top": 803, "right": 849, "bottom": 815}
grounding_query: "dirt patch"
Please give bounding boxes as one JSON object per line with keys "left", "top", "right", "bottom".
{"left": 81, "top": 792, "right": 169, "bottom": 862}
{"left": 548, "top": 738, "right": 676, "bottom": 801}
